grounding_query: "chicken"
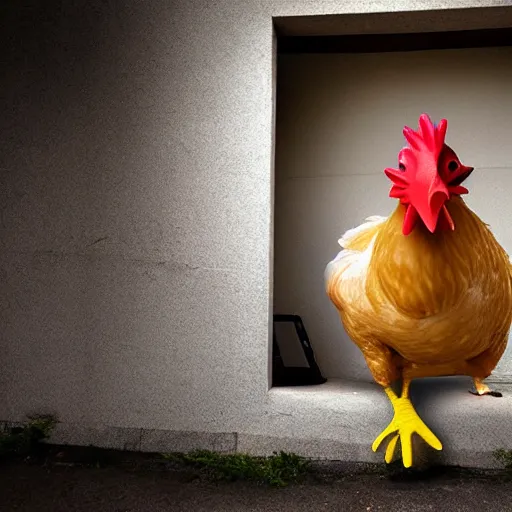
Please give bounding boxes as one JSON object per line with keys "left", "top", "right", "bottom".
{"left": 325, "top": 113, "right": 512, "bottom": 468}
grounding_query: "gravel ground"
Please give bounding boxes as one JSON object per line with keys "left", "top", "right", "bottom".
{"left": 1, "top": 449, "right": 512, "bottom": 512}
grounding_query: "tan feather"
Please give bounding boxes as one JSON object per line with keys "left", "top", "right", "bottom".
{"left": 326, "top": 196, "right": 512, "bottom": 384}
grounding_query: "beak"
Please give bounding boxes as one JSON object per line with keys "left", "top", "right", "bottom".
{"left": 409, "top": 173, "right": 451, "bottom": 234}
{"left": 448, "top": 165, "right": 474, "bottom": 189}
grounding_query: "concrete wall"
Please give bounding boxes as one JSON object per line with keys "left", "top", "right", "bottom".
{"left": 274, "top": 47, "right": 512, "bottom": 382}
{"left": 2, "top": 0, "right": 512, "bottom": 466}
{"left": 1, "top": 0, "right": 278, "bottom": 433}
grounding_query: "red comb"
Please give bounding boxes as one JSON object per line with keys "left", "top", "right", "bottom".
{"left": 403, "top": 114, "right": 447, "bottom": 160}
{"left": 386, "top": 114, "right": 448, "bottom": 193}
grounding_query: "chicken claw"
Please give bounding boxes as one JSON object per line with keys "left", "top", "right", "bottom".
{"left": 372, "top": 387, "right": 442, "bottom": 467}
{"left": 471, "top": 378, "right": 503, "bottom": 397}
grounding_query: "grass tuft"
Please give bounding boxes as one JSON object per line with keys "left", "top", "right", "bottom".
{"left": 494, "top": 448, "right": 512, "bottom": 470}
{"left": 162, "top": 450, "right": 310, "bottom": 487}
{"left": 0, "top": 415, "right": 57, "bottom": 459}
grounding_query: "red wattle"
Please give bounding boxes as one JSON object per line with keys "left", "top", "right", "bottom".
{"left": 403, "top": 205, "right": 419, "bottom": 236}
{"left": 436, "top": 205, "right": 455, "bottom": 231}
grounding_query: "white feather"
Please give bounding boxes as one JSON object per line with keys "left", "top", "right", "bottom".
{"left": 325, "top": 215, "right": 387, "bottom": 289}
{"left": 337, "top": 216, "right": 387, "bottom": 249}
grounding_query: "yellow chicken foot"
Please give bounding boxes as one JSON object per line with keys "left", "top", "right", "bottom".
{"left": 471, "top": 377, "right": 502, "bottom": 397}
{"left": 372, "top": 383, "right": 442, "bottom": 468}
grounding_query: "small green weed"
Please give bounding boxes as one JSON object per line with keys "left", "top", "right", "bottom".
{"left": 163, "top": 450, "right": 310, "bottom": 487}
{"left": 0, "top": 415, "right": 57, "bottom": 459}
{"left": 494, "top": 448, "right": 512, "bottom": 470}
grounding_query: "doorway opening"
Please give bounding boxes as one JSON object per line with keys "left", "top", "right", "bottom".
{"left": 272, "top": 25, "right": 512, "bottom": 387}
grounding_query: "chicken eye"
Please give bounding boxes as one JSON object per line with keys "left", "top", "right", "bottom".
{"left": 448, "top": 160, "right": 459, "bottom": 172}
{"left": 399, "top": 163, "right": 406, "bottom": 171}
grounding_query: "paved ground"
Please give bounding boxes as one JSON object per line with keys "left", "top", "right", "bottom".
{"left": 1, "top": 450, "right": 512, "bottom": 512}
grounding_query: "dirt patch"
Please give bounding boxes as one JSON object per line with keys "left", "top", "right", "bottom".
{"left": 0, "top": 447, "right": 510, "bottom": 512}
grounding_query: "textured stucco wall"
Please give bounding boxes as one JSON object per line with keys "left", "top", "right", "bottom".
{"left": 1, "top": 0, "right": 276, "bottom": 433}
{"left": 2, "top": 0, "right": 512, "bottom": 465}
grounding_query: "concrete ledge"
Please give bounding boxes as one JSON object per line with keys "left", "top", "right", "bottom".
{"left": 0, "top": 421, "right": 238, "bottom": 455}
{"left": 3, "top": 378, "right": 512, "bottom": 468}
{"left": 139, "top": 429, "right": 237, "bottom": 454}
{"left": 237, "top": 433, "right": 377, "bottom": 464}
{"left": 46, "top": 426, "right": 237, "bottom": 454}
{"left": 49, "top": 424, "right": 142, "bottom": 452}
{"left": 253, "top": 378, "right": 512, "bottom": 469}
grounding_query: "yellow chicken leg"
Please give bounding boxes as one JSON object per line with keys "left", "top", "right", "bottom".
{"left": 372, "top": 383, "right": 442, "bottom": 468}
